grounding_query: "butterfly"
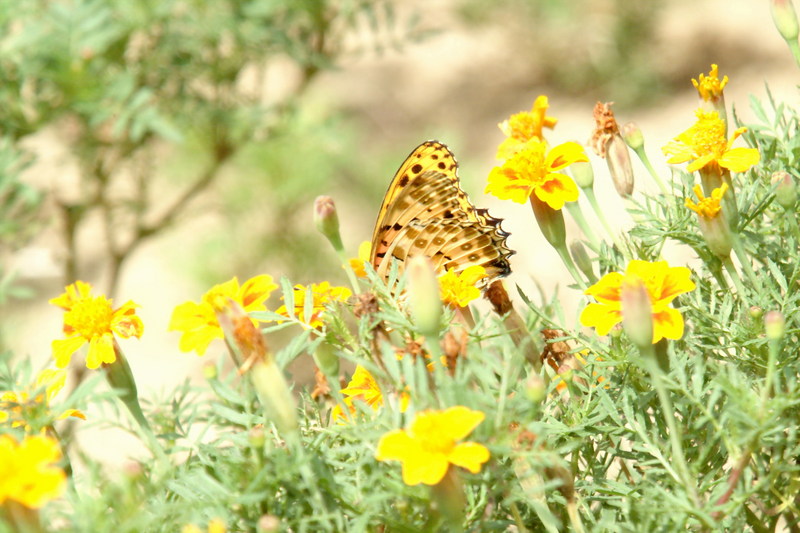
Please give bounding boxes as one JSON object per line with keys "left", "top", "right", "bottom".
{"left": 369, "top": 140, "right": 514, "bottom": 285}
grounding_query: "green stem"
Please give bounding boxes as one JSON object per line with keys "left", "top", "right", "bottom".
{"left": 335, "top": 248, "right": 362, "bottom": 295}
{"left": 639, "top": 348, "right": 700, "bottom": 508}
{"left": 788, "top": 39, "right": 800, "bottom": 69}
{"left": 555, "top": 244, "right": 587, "bottom": 291}
{"left": 761, "top": 334, "right": 781, "bottom": 404}
{"left": 730, "top": 234, "right": 762, "bottom": 293}
{"left": 582, "top": 187, "right": 629, "bottom": 259}
{"left": 721, "top": 255, "right": 750, "bottom": 306}
{"left": 565, "top": 203, "right": 602, "bottom": 252}
{"left": 633, "top": 146, "right": 671, "bottom": 196}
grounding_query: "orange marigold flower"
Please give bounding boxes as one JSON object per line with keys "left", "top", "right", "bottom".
{"left": 0, "top": 434, "right": 66, "bottom": 509}
{"left": 276, "top": 281, "right": 352, "bottom": 329}
{"left": 685, "top": 183, "right": 729, "bottom": 219}
{"left": 375, "top": 406, "right": 489, "bottom": 486}
{"left": 692, "top": 64, "right": 728, "bottom": 102}
{"left": 485, "top": 139, "right": 587, "bottom": 210}
{"left": 348, "top": 241, "right": 372, "bottom": 278}
{"left": 580, "top": 260, "right": 696, "bottom": 344}
{"left": 331, "top": 365, "right": 409, "bottom": 421}
{"left": 49, "top": 281, "right": 144, "bottom": 369}
{"left": 496, "top": 95, "right": 558, "bottom": 159}
{"left": 662, "top": 110, "right": 760, "bottom": 173}
{"left": 1, "top": 368, "right": 86, "bottom": 430}
{"left": 438, "top": 266, "right": 487, "bottom": 308}
{"left": 169, "top": 275, "right": 277, "bottom": 356}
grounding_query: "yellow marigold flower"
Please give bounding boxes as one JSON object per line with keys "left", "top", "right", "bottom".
{"left": 685, "top": 183, "right": 729, "bottom": 219}
{"left": 1, "top": 368, "right": 86, "bottom": 429}
{"left": 169, "top": 275, "right": 277, "bottom": 356}
{"left": 276, "top": 281, "right": 352, "bottom": 329}
{"left": 692, "top": 64, "right": 728, "bottom": 102}
{"left": 0, "top": 434, "right": 66, "bottom": 508}
{"left": 496, "top": 95, "right": 558, "bottom": 159}
{"left": 331, "top": 365, "right": 409, "bottom": 421}
{"left": 580, "top": 260, "right": 696, "bottom": 344}
{"left": 662, "top": 110, "right": 760, "bottom": 173}
{"left": 181, "top": 519, "right": 225, "bottom": 533}
{"left": 485, "top": 139, "right": 587, "bottom": 210}
{"left": 49, "top": 281, "right": 144, "bottom": 370}
{"left": 348, "top": 241, "right": 372, "bottom": 278}
{"left": 438, "top": 266, "right": 487, "bottom": 308}
{"left": 375, "top": 406, "right": 489, "bottom": 486}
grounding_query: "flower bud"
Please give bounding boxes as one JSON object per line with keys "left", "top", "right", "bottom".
{"left": 248, "top": 426, "right": 266, "bottom": 448}
{"left": 314, "top": 195, "right": 345, "bottom": 254}
{"left": 765, "top": 310, "right": 785, "bottom": 341}
{"left": 620, "top": 277, "right": 654, "bottom": 348}
{"left": 749, "top": 306, "right": 764, "bottom": 320}
{"left": 530, "top": 195, "right": 566, "bottom": 249}
{"left": 569, "top": 240, "right": 594, "bottom": 281}
{"left": 525, "top": 372, "right": 546, "bottom": 403}
{"left": 771, "top": 171, "right": 797, "bottom": 208}
{"left": 313, "top": 341, "right": 339, "bottom": 377}
{"left": 407, "top": 256, "right": 443, "bottom": 338}
{"left": 606, "top": 135, "right": 634, "bottom": 197}
{"left": 570, "top": 161, "right": 595, "bottom": 190}
{"left": 202, "top": 362, "right": 218, "bottom": 380}
{"left": 621, "top": 122, "right": 644, "bottom": 151}
{"left": 771, "top": 0, "right": 800, "bottom": 42}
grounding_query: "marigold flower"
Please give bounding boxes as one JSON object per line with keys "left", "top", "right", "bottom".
{"left": 375, "top": 406, "right": 489, "bottom": 486}
{"left": 496, "top": 95, "right": 558, "bottom": 159}
{"left": 1, "top": 368, "right": 86, "bottom": 429}
{"left": 348, "top": 241, "right": 372, "bottom": 278}
{"left": 276, "top": 281, "right": 352, "bottom": 329}
{"left": 661, "top": 110, "right": 760, "bottom": 174}
{"left": 0, "top": 434, "right": 66, "bottom": 508}
{"left": 49, "top": 281, "right": 144, "bottom": 369}
{"left": 580, "top": 260, "right": 696, "bottom": 343}
{"left": 169, "top": 275, "right": 277, "bottom": 356}
{"left": 438, "top": 266, "right": 487, "bottom": 308}
{"left": 485, "top": 139, "right": 587, "bottom": 210}
{"left": 331, "top": 365, "right": 409, "bottom": 421}
{"left": 181, "top": 519, "right": 226, "bottom": 533}
{"left": 685, "top": 183, "right": 728, "bottom": 219}
{"left": 692, "top": 64, "right": 728, "bottom": 103}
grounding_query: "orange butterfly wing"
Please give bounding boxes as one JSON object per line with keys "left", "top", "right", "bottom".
{"left": 369, "top": 140, "right": 514, "bottom": 282}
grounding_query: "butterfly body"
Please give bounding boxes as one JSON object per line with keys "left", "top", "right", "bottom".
{"left": 369, "top": 140, "right": 514, "bottom": 284}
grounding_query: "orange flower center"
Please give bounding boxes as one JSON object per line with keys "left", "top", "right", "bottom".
{"left": 64, "top": 296, "right": 114, "bottom": 339}
{"left": 687, "top": 115, "right": 727, "bottom": 158}
{"left": 510, "top": 144, "right": 549, "bottom": 186}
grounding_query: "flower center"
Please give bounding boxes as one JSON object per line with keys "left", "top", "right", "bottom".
{"left": 65, "top": 296, "right": 114, "bottom": 339}
{"left": 689, "top": 115, "right": 727, "bottom": 158}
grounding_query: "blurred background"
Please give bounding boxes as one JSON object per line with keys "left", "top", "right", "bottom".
{"left": 0, "top": 0, "right": 796, "bottom": 419}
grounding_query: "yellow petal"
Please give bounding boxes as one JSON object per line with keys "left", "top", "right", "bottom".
{"left": 52, "top": 336, "right": 87, "bottom": 369}
{"left": 579, "top": 303, "right": 622, "bottom": 336}
{"left": 718, "top": 147, "right": 760, "bottom": 173}
{"left": 534, "top": 172, "right": 579, "bottom": 210}
{"left": 240, "top": 274, "right": 278, "bottom": 311}
{"left": 652, "top": 307, "right": 685, "bottom": 342}
{"left": 85, "top": 334, "right": 116, "bottom": 369}
{"left": 401, "top": 451, "right": 449, "bottom": 486}
{"left": 433, "top": 406, "right": 485, "bottom": 441}
{"left": 448, "top": 442, "right": 490, "bottom": 473}
{"left": 375, "top": 430, "right": 415, "bottom": 462}
{"left": 546, "top": 141, "right": 588, "bottom": 172}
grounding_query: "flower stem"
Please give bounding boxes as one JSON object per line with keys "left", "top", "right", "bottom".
{"left": 336, "top": 248, "right": 362, "bottom": 296}
{"left": 582, "top": 188, "right": 629, "bottom": 259}
{"left": 788, "top": 39, "right": 800, "bottom": 69}
{"left": 730, "top": 234, "right": 762, "bottom": 293}
{"left": 565, "top": 203, "right": 602, "bottom": 252}
{"left": 639, "top": 347, "right": 700, "bottom": 508}
{"left": 721, "top": 255, "right": 750, "bottom": 306}
{"left": 761, "top": 330, "right": 781, "bottom": 404}
{"left": 633, "top": 146, "right": 671, "bottom": 196}
{"left": 554, "top": 243, "right": 587, "bottom": 291}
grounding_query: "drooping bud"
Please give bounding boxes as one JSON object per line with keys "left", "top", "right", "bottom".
{"left": 771, "top": 171, "right": 797, "bottom": 208}
{"left": 314, "top": 195, "right": 345, "bottom": 254}
{"left": 606, "top": 135, "right": 634, "bottom": 198}
{"left": 620, "top": 276, "right": 654, "bottom": 348}
{"left": 407, "top": 256, "right": 443, "bottom": 338}
{"left": 765, "top": 310, "right": 786, "bottom": 341}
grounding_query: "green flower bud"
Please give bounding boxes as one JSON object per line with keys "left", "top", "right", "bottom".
{"left": 314, "top": 195, "right": 345, "bottom": 254}
{"left": 569, "top": 240, "right": 594, "bottom": 281}
{"left": 749, "top": 306, "right": 764, "bottom": 320}
{"left": 407, "top": 256, "right": 443, "bottom": 338}
{"left": 621, "top": 122, "right": 644, "bottom": 151}
{"left": 771, "top": 0, "right": 800, "bottom": 41}
{"left": 606, "top": 135, "right": 634, "bottom": 198}
{"left": 570, "top": 161, "right": 595, "bottom": 190}
{"left": 765, "top": 310, "right": 785, "bottom": 341}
